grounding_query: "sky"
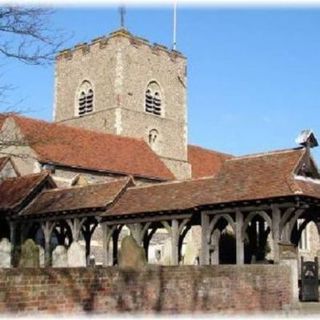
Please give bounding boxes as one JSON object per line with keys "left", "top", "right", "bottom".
{"left": 2, "top": 4, "right": 320, "bottom": 161}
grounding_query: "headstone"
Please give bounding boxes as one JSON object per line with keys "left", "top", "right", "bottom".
{"left": 118, "top": 235, "right": 147, "bottom": 270}
{"left": 183, "top": 239, "right": 198, "bottom": 265}
{"left": 38, "top": 245, "right": 45, "bottom": 267}
{"left": 279, "top": 242, "right": 298, "bottom": 260}
{"left": 0, "top": 238, "right": 11, "bottom": 268}
{"left": 67, "top": 241, "right": 86, "bottom": 267}
{"left": 162, "top": 238, "right": 172, "bottom": 265}
{"left": 52, "top": 245, "right": 68, "bottom": 267}
{"left": 19, "top": 239, "right": 39, "bottom": 268}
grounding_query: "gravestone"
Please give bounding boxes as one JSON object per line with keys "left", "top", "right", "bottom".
{"left": 38, "top": 245, "right": 45, "bottom": 267}
{"left": 184, "top": 239, "right": 198, "bottom": 265}
{"left": 67, "top": 241, "right": 86, "bottom": 267}
{"left": 52, "top": 245, "right": 68, "bottom": 267}
{"left": 0, "top": 238, "right": 11, "bottom": 268}
{"left": 162, "top": 238, "right": 172, "bottom": 265}
{"left": 118, "top": 235, "right": 147, "bottom": 270}
{"left": 19, "top": 239, "right": 39, "bottom": 268}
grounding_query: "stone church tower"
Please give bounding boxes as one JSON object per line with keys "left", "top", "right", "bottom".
{"left": 53, "top": 29, "right": 191, "bottom": 179}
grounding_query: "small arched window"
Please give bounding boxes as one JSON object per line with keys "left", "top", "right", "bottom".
{"left": 148, "top": 129, "right": 159, "bottom": 151}
{"left": 145, "top": 81, "right": 162, "bottom": 116}
{"left": 77, "top": 81, "right": 94, "bottom": 117}
{"left": 148, "top": 129, "right": 159, "bottom": 145}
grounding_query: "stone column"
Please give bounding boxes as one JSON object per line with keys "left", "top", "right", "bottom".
{"left": 236, "top": 209, "right": 244, "bottom": 265}
{"left": 201, "top": 211, "right": 210, "bottom": 265}
{"left": 272, "top": 206, "right": 281, "bottom": 264}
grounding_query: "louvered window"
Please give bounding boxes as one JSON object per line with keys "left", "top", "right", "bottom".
{"left": 77, "top": 81, "right": 94, "bottom": 117}
{"left": 145, "top": 89, "right": 153, "bottom": 113}
{"left": 86, "top": 89, "right": 94, "bottom": 113}
{"left": 78, "top": 91, "right": 86, "bottom": 116}
{"left": 145, "top": 81, "right": 162, "bottom": 116}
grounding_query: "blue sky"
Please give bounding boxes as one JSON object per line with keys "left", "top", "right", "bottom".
{"left": 2, "top": 6, "right": 320, "bottom": 161}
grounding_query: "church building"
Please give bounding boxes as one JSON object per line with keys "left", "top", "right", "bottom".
{"left": 0, "top": 27, "right": 319, "bottom": 269}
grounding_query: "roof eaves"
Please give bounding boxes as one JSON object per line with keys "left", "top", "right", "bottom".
{"left": 39, "top": 160, "right": 173, "bottom": 182}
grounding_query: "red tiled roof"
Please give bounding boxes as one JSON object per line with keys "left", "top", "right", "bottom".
{"left": 0, "top": 172, "right": 55, "bottom": 212}
{"left": 21, "top": 177, "right": 133, "bottom": 217}
{"left": 106, "top": 148, "right": 308, "bottom": 216}
{"left": 1, "top": 115, "right": 174, "bottom": 181}
{"left": 188, "top": 145, "right": 233, "bottom": 178}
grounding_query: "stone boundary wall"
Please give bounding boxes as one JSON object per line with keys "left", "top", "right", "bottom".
{"left": 0, "top": 265, "right": 292, "bottom": 314}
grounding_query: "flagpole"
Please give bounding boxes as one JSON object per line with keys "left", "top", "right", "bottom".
{"left": 173, "top": 0, "right": 177, "bottom": 50}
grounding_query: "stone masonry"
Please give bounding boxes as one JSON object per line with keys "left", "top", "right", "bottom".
{"left": 54, "top": 29, "right": 191, "bottom": 179}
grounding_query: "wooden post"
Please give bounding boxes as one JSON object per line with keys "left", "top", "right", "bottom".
{"left": 171, "top": 219, "right": 179, "bottom": 265}
{"left": 201, "top": 211, "right": 210, "bottom": 265}
{"left": 102, "top": 223, "right": 115, "bottom": 266}
{"left": 41, "top": 221, "right": 55, "bottom": 267}
{"left": 211, "top": 229, "right": 220, "bottom": 265}
{"left": 66, "top": 218, "right": 85, "bottom": 242}
{"left": 9, "top": 221, "right": 17, "bottom": 267}
{"left": 236, "top": 209, "right": 244, "bottom": 265}
{"left": 272, "top": 205, "right": 281, "bottom": 264}
{"left": 128, "top": 223, "right": 143, "bottom": 246}
{"left": 112, "top": 227, "right": 122, "bottom": 266}
{"left": 143, "top": 227, "right": 157, "bottom": 261}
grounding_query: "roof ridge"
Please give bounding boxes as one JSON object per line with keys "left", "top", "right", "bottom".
{"left": 2, "top": 171, "right": 48, "bottom": 182}
{"left": 41, "top": 177, "right": 131, "bottom": 193}
{"left": 8, "top": 113, "right": 147, "bottom": 144}
{"left": 188, "top": 144, "right": 234, "bottom": 157}
{"left": 227, "top": 147, "right": 304, "bottom": 161}
{"left": 126, "top": 175, "right": 215, "bottom": 191}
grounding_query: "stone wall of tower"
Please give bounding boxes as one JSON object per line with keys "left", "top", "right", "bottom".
{"left": 54, "top": 30, "right": 191, "bottom": 180}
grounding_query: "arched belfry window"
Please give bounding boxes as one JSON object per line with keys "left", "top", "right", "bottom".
{"left": 145, "top": 81, "right": 162, "bottom": 116}
{"left": 77, "top": 81, "right": 94, "bottom": 116}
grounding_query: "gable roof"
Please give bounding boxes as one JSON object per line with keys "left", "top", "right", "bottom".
{"left": 0, "top": 157, "right": 10, "bottom": 171}
{"left": 0, "top": 172, "right": 55, "bottom": 213}
{"left": 188, "top": 145, "right": 233, "bottom": 178}
{"left": 20, "top": 177, "right": 133, "bottom": 217}
{"left": 106, "top": 148, "right": 310, "bottom": 217}
{"left": 0, "top": 157, "right": 20, "bottom": 177}
{"left": 0, "top": 114, "right": 174, "bottom": 181}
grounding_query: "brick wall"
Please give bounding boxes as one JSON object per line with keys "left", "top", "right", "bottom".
{"left": 0, "top": 265, "right": 292, "bottom": 314}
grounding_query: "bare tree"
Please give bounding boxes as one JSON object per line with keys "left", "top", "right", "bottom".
{"left": 0, "top": 6, "right": 68, "bottom": 108}
{"left": 0, "top": 6, "right": 68, "bottom": 157}
{"left": 0, "top": 6, "right": 66, "bottom": 65}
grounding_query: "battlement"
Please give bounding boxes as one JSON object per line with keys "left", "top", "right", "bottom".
{"left": 56, "top": 28, "right": 185, "bottom": 61}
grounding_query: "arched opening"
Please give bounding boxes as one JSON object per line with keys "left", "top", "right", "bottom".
{"left": 242, "top": 212, "right": 272, "bottom": 264}
{"left": 0, "top": 219, "right": 10, "bottom": 240}
{"left": 207, "top": 215, "right": 237, "bottom": 265}
{"left": 52, "top": 220, "right": 73, "bottom": 248}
